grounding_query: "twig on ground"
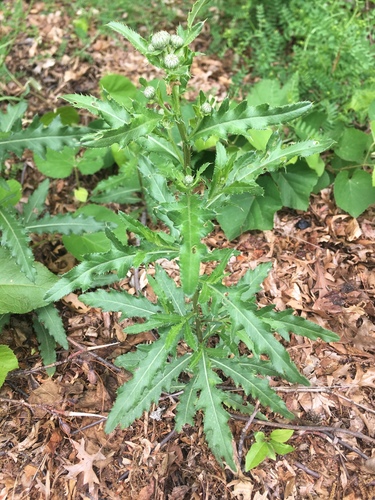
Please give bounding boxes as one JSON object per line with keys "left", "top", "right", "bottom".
{"left": 294, "top": 461, "right": 321, "bottom": 478}
{"left": 67, "top": 337, "right": 122, "bottom": 372}
{"left": 237, "top": 401, "right": 260, "bottom": 467}
{"left": 229, "top": 413, "right": 375, "bottom": 445}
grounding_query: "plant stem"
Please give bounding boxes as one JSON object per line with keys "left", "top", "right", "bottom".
{"left": 192, "top": 289, "right": 203, "bottom": 343}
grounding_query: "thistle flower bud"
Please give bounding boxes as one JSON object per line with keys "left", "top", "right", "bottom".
{"left": 147, "top": 43, "right": 155, "bottom": 52}
{"left": 200, "top": 103, "right": 213, "bottom": 114}
{"left": 151, "top": 31, "right": 170, "bottom": 49}
{"left": 164, "top": 53, "right": 180, "bottom": 69}
{"left": 143, "top": 86, "right": 156, "bottom": 99}
{"left": 170, "top": 34, "right": 184, "bottom": 48}
{"left": 184, "top": 175, "right": 194, "bottom": 185}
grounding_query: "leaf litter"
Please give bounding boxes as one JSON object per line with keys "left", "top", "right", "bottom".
{"left": 1, "top": 0, "right": 375, "bottom": 498}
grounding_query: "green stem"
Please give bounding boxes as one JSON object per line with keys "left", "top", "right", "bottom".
{"left": 192, "top": 288, "right": 203, "bottom": 343}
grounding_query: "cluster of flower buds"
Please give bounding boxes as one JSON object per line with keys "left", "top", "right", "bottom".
{"left": 147, "top": 30, "right": 185, "bottom": 71}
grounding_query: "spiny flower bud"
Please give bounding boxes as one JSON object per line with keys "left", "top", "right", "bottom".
{"left": 151, "top": 31, "right": 170, "bottom": 49}
{"left": 147, "top": 43, "right": 155, "bottom": 52}
{"left": 170, "top": 34, "right": 184, "bottom": 48}
{"left": 164, "top": 53, "right": 180, "bottom": 69}
{"left": 143, "top": 86, "right": 156, "bottom": 99}
{"left": 184, "top": 175, "right": 194, "bottom": 185}
{"left": 200, "top": 103, "right": 213, "bottom": 114}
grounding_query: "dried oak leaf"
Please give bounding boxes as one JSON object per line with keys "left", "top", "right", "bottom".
{"left": 63, "top": 438, "right": 106, "bottom": 494}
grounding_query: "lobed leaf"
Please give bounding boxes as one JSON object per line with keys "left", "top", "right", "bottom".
{"left": 35, "top": 304, "right": 68, "bottom": 349}
{"left": 193, "top": 101, "right": 312, "bottom": 142}
{"left": 0, "top": 206, "right": 36, "bottom": 282}
{"left": 25, "top": 213, "right": 107, "bottom": 235}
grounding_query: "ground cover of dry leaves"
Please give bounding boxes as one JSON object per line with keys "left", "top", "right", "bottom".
{"left": 1, "top": 2, "right": 375, "bottom": 499}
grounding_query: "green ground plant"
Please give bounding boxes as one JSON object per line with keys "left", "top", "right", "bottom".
{"left": 42, "top": 0, "right": 339, "bottom": 469}
{"left": 0, "top": 102, "right": 112, "bottom": 373}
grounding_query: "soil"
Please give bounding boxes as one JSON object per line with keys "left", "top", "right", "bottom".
{"left": 1, "top": 2, "right": 375, "bottom": 499}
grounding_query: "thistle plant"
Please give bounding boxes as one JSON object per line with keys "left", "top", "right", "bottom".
{"left": 45, "top": 0, "right": 339, "bottom": 470}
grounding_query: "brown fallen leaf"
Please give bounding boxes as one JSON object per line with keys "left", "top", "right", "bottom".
{"left": 63, "top": 438, "right": 106, "bottom": 495}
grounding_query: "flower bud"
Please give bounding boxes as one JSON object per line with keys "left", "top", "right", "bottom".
{"left": 151, "top": 31, "right": 170, "bottom": 49}
{"left": 147, "top": 43, "right": 155, "bottom": 52}
{"left": 170, "top": 34, "right": 184, "bottom": 48}
{"left": 200, "top": 103, "right": 213, "bottom": 114}
{"left": 184, "top": 175, "right": 194, "bottom": 185}
{"left": 143, "top": 86, "right": 156, "bottom": 99}
{"left": 164, "top": 53, "right": 180, "bottom": 69}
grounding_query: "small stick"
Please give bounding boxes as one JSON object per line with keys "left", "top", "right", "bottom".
{"left": 229, "top": 414, "right": 375, "bottom": 445}
{"left": 237, "top": 401, "right": 260, "bottom": 467}
{"left": 294, "top": 461, "right": 320, "bottom": 478}
{"left": 67, "top": 338, "right": 122, "bottom": 373}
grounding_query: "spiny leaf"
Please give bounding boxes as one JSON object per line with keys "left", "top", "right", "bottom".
{"left": 22, "top": 179, "right": 49, "bottom": 224}
{"left": 0, "top": 102, "right": 28, "bottom": 133}
{"left": 124, "top": 313, "right": 185, "bottom": 334}
{"left": 80, "top": 289, "right": 161, "bottom": 319}
{"left": 33, "top": 315, "right": 57, "bottom": 376}
{"left": 259, "top": 308, "right": 340, "bottom": 343}
{"left": 239, "top": 263, "right": 273, "bottom": 301}
{"left": 193, "top": 101, "right": 312, "bottom": 141}
{"left": 194, "top": 351, "right": 236, "bottom": 470}
{"left": 175, "top": 378, "right": 199, "bottom": 429}
{"left": 25, "top": 213, "right": 108, "bottom": 235}
{"left": 105, "top": 335, "right": 185, "bottom": 432}
{"left": 0, "top": 116, "right": 86, "bottom": 159}
{"left": 168, "top": 194, "right": 213, "bottom": 296}
{"left": 0, "top": 247, "right": 58, "bottom": 314}
{"left": 211, "top": 356, "right": 294, "bottom": 418}
{"left": 35, "top": 304, "right": 68, "bottom": 349}
{"left": 63, "top": 93, "right": 131, "bottom": 128}
{"left": 45, "top": 247, "right": 142, "bottom": 301}
{"left": 208, "top": 283, "right": 308, "bottom": 385}
{"left": 0, "top": 206, "right": 36, "bottom": 282}
{"left": 81, "top": 113, "right": 161, "bottom": 148}
{"left": 107, "top": 22, "right": 149, "bottom": 57}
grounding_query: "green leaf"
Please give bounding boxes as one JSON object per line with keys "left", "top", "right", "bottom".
{"left": 105, "top": 334, "right": 188, "bottom": 432}
{"left": 169, "top": 194, "right": 213, "bottom": 296}
{"left": 211, "top": 357, "right": 294, "bottom": 418}
{"left": 240, "top": 263, "right": 273, "bottom": 301}
{"left": 82, "top": 112, "right": 161, "bottom": 149}
{"left": 208, "top": 283, "right": 308, "bottom": 385}
{"left": 107, "top": 22, "right": 149, "bottom": 57}
{"left": 0, "top": 101, "right": 28, "bottom": 133}
{"left": 175, "top": 378, "right": 198, "bottom": 428}
{"left": 270, "top": 429, "right": 294, "bottom": 443}
{"left": 63, "top": 93, "right": 131, "bottom": 127}
{"left": 154, "top": 265, "right": 187, "bottom": 315}
{"left": 260, "top": 308, "right": 340, "bottom": 343}
{"left": 22, "top": 179, "right": 50, "bottom": 224}
{"left": 33, "top": 315, "right": 57, "bottom": 376}
{"left": 0, "top": 345, "right": 18, "bottom": 388}
{"left": 99, "top": 74, "right": 138, "bottom": 109}
{"left": 0, "top": 247, "right": 58, "bottom": 314}
{"left": 271, "top": 161, "right": 318, "bottom": 210}
{"left": 194, "top": 351, "right": 236, "bottom": 470}
{"left": 270, "top": 441, "right": 295, "bottom": 455}
{"left": 193, "top": 101, "right": 312, "bottom": 141}
{"left": 77, "top": 147, "right": 113, "bottom": 175}
{"left": 334, "top": 128, "right": 372, "bottom": 163}
{"left": 0, "top": 116, "right": 85, "bottom": 159}
{"left": 334, "top": 169, "right": 375, "bottom": 218}
{"left": 245, "top": 441, "right": 269, "bottom": 470}
{"left": 25, "top": 213, "right": 107, "bottom": 235}
{"left": 0, "top": 179, "right": 22, "bottom": 207}
{"left": 45, "top": 247, "right": 138, "bottom": 301}
{"left": 187, "top": 0, "right": 210, "bottom": 28}
{"left": 0, "top": 206, "right": 36, "bottom": 282}
{"left": 216, "top": 176, "right": 282, "bottom": 238}
{"left": 80, "top": 289, "right": 161, "bottom": 319}
{"left": 119, "top": 212, "right": 176, "bottom": 247}
{"left": 34, "top": 146, "right": 77, "bottom": 178}
{"left": 35, "top": 304, "right": 68, "bottom": 349}
{"left": 124, "top": 313, "right": 185, "bottom": 334}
